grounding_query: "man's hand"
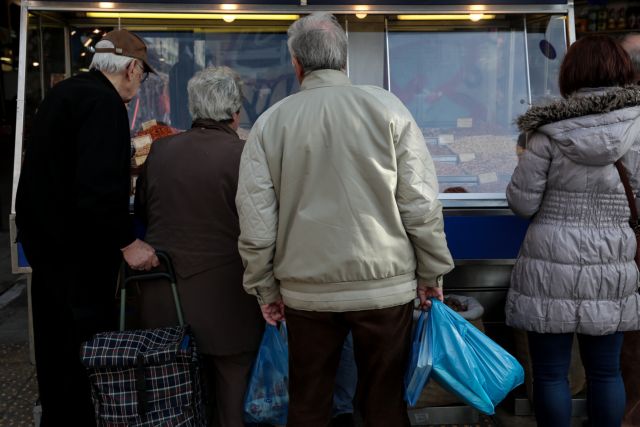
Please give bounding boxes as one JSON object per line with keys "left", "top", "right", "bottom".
{"left": 260, "top": 298, "right": 285, "bottom": 326}
{"left": 417, "top": 280, "right": 444, "bottom": 311}
{"left": 121, "top": 239, "right": 159, "bottom": 271}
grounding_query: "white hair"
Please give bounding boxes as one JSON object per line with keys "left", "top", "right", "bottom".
{"left": 287, "top": 12, "right": 347, "bottom": 73}
{"left": 90, "top": 40, "right": 137, "bottom": 73}
{"left": 187, "top": 66, "right": 243, "bottom": 122}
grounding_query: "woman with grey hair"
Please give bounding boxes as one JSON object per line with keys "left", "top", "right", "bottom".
{"left": 135, "top": 66, "right": 264, "bottom": 427}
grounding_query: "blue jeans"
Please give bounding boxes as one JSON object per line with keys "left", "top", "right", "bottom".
{"left": 332, "top": 332, "right": 358, "bottom": 417}
{"left": 528, "top": 331, "right": 625, "bottom": 427}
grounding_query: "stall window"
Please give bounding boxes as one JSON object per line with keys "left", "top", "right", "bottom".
{"left": 69, "top": 24, "right": 297, "bottom": 136}
{"left": 27, "top": 12, "right": 567, "bottom": 203}
{"left": 387, "top": 14, "right": 566, "bottom": 197}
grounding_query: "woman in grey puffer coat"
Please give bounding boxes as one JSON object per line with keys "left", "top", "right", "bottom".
{"left": 506, "top": 35, "right": 640, "bottom": 427}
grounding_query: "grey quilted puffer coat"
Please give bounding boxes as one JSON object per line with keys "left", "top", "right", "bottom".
{"left": 506, "top": 86, "right": 640, "bottom": 335}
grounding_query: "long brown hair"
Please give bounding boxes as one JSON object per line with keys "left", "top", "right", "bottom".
{"left": 559, "top": 35, "right": 635, "bottom": 98}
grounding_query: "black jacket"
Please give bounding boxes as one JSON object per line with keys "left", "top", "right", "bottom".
{"left": 16, "top": 70, "right": 135, "bottom": 267}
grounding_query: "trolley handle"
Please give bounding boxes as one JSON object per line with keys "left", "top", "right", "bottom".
{"left": 119, "top": 250, "right": 185, "bottom": 331}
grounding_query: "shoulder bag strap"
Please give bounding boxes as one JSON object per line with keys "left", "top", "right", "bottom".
{"left": 614, "top": 160, "right": 640, "bottom": 268}
{"left": 615, "top": 160, "right": 639, "bottom": 225}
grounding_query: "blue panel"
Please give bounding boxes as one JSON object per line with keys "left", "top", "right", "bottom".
{"left": 17, "top": 242, "right": 30, "bottom": 268}
{"left": 443, "top": 215, "right": 529, "bottom": 260}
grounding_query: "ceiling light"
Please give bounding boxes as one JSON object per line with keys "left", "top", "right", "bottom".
{"left": 70, "top": 30, "right": 77, "bottom": 36}
{"left": 93, "top": 28, "right": 101, "bottom": 34}
{"left": 355, "top": 13, "right": 367, "bottom": 19}
{"left": 32, "top": 62, "right": 39, "bottom": 67}
{"left": 222, "top": 15, "right": 236, "bottom": 23}
{"left": 80, "top": 52, "right": 86, "bottom": 57}
{"left": 221, "top": 4, "right": 238, "bottom": 11}
{"left": 86, "top": 12, "right": 300, "bottom": 21}
{"left": 98, "top": 2, "right": 115, "bottom": 8}
{"left": 397, "top": 14, "right": 496, "bottom": 21}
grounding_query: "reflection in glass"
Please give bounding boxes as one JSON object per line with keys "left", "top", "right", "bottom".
{"left": 388, "top": 16, "right": 565, "bottom": 195}
{"left": 122, "top": 29, "right": 297, "bottom": 134}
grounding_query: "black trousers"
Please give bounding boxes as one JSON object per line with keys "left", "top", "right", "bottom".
{"left": 285, "top": 302, "right": 413, "bottom": 427}
{"left": 201, "top": 352, "right": 257, "bottom": 427}
{"left": 31, "top": 259, "right": 119, "bottom": 427}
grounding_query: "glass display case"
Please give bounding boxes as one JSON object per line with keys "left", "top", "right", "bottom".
{"left": 10, "top": 1, "right": 574, "bottom": 272}
{"left": 16, "top": 5, "right": 570, "bottom": 208}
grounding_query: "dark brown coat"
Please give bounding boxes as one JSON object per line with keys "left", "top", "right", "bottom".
{"left": 135, "top": 119, "right": 263, "bottom": 355}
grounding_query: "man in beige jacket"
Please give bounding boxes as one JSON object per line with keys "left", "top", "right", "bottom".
{"left": 236, "top": 13, "right": 453, "bottom": 427}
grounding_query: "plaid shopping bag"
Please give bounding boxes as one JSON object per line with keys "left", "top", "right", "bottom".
{"left": 81, "top": 252, "right": 206, "bottom": 426}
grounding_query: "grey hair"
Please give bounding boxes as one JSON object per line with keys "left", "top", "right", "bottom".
{"left": 90, "top": 40, "right": 137, "bottom": 73}
{"left": 287, "top": 13, "right": 347, "bottom": 73}
{"left": 621, "top": 33, "right": 640, "bottom": 74}
{"left": 187, "top": 66, "right": 243, "bottom": 122}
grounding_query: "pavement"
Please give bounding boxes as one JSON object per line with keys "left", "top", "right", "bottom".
{"left": 0, "top": 232, "right": 37, "bottom": 427}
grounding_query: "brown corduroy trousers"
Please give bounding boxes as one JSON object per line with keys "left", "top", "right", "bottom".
{"left": 284, "top": 302, "right": 413, "bottom": 427}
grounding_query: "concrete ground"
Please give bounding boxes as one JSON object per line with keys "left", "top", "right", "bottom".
{"left": 0, "top": 232, "right": 36, "bottom": 427}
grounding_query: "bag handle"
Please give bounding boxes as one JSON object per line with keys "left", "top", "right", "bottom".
{"left": 614, "top": 160, "right": 640, "bottom": 268}
{"left": 118, "top": 250, "right": 185, "bottom": 331}
{"left": 615, "top": 160, "right": 639, "bottom": 225}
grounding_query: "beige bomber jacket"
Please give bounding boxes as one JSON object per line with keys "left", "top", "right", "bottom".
{"left": 236, "top": 69, "right": 454, "bottom": 312}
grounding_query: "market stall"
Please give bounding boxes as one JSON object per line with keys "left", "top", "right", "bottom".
{"left": 9, "top": 0, "right": 575, "bottom": 424}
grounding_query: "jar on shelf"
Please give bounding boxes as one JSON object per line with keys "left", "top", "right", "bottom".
{"left": 608, "top": 8, "right": 617, "bottom": 30}
{"left": 588, "top": 9, "right": 598, "bottom": 32}
{"left": 618, "top": 7, "right": 627, "bottom": 30}
{"left": 597, "top": 8, "right": 608, "bottom": 32}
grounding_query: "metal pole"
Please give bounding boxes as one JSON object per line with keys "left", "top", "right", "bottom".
{"left": 385, "top": 17, "right": 390, "bottom": 91}
{"left": 522, "top": 15, "right": 532, "bottom": 106}
{"left": 345, "top": 16, "right": 349, "bottom": 78}
{"left": 567, "top": 1, "right": 576, "bottom": 44}
{"left": 10, "top": 1, "right": 28, "bottom": 215}
{"left": 38, "top": 15, "right": 45, "bottom": 100}
{"left": 64, "top": 25, "right": 71, "bottom": 78}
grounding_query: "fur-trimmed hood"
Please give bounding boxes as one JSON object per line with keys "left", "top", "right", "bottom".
{"left": 517, "top": 86, "right": 640, "bottom": 166}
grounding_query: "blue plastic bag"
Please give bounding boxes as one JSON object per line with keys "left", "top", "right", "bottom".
{"left": 404, "top": 311, "right": 433, "bottom": 406}
{"left": 243, "top": 322, "right": 289, "bottom": 425}
{"left": 429, "top": 299, "right": 524, "bottom": 415}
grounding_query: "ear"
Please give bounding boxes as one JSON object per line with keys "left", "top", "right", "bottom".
{"left": 231, "top": 110, "right": 241, "bottom": 130}
{"left": 126, "top": 60, "right": 137, "bottom": 81}
{"left": 292, "top": 56, "right": 305, "bottom": 83}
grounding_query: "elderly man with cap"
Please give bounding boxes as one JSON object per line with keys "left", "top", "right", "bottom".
{"left": 15, "top": 29, "right": 159, "bottom": 426}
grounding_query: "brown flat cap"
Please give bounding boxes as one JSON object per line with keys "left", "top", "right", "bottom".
{"left": 95, "top": 29, "right": 156, "bottom": 74}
